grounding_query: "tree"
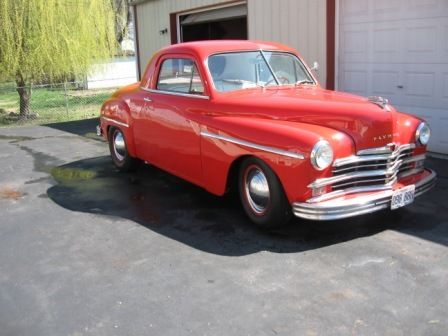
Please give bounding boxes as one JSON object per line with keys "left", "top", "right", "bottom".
{"left": 112, "top": 0, "right": 131, "bottom": 45}
{"left": 0, "top": 0, "right": 116, "bottom": 119}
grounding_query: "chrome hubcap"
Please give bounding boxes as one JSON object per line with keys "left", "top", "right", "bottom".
{"left": 245, "top": 167, "right": 270, "bottom": 214}
{"left": 113, "top": 131, "right": 126, "bottom": 161}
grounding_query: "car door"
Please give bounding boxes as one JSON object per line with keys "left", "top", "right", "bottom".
{"left": 140, "top": 55, "right": 209, "bottom": 186}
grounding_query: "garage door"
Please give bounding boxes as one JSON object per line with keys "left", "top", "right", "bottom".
{"left": 337, "top": 0, "right": 448, "bottom": 154}
{"left": 179, "top": 4, "right": 247, "bottom": 42}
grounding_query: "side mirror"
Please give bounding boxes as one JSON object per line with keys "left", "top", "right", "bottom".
{"left": 311, "top": 61, "right": 319, "bottom": 72}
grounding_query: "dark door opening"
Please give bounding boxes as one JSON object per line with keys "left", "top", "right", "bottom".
{"left": 179, "top": 4, "right": 248, "bottom": 42}
{"left": 181, "top": 17, "right": 247, "bottom": 42}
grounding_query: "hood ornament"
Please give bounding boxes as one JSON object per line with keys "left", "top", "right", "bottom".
{"left": 368, "top": 96, "right": 391, "bottom": 111}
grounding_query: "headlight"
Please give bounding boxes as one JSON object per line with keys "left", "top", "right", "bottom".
{"left": 415, "top": 122, "right": 430, "bottom": 145}
{"left": 311, "top": 140, "right": 333, "bottom": 170}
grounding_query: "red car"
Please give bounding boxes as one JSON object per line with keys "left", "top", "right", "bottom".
{"left": 98, "top": 40, "right": 436, "bottom": 228}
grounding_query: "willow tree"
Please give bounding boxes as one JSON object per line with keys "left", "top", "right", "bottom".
{"left": 0, "top": 0, "right": 116, "bottom": 119}
{"left": 112, "top": 0, "right": 131, "bottom": 45}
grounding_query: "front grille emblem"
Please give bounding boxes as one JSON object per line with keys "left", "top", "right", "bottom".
{"left": 387, "top": 143, "right": 396, "bottom": 152}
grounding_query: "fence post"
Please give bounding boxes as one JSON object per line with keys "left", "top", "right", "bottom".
{"left": 64, "top": 82, "right": 69, "bottom": 117}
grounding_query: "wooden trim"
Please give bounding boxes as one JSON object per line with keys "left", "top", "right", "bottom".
{"left": 132, "top": 4, "right": 142, "bottom": 80}
{"left": 170, "top": 13, "right": 178, "bottom": 44}
{"left": 326, "top": 0, "right": 336, "bottom": 90}
{"left": 245, "top": 0, "right": 249, "bottom": 40}
{"left": 175, "top": 0, "right": 246, "bottom": 16}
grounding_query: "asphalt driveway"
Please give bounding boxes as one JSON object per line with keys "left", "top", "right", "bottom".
{"left": 0, "top": 119, "right": 447, "bottom": 336}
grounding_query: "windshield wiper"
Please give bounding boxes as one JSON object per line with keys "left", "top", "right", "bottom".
{"left": 295, "top": 80, "right": 315, "bottom": 86}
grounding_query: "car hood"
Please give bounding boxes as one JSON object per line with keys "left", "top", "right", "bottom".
{"left": 214, "top": 87, "right": 399, "bottom": 151}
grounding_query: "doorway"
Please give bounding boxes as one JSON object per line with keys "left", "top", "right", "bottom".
{"left": 179, "top": 4, "right": 248, "bottom": 42}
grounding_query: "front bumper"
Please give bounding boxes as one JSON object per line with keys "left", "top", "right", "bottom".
{"left": 292, "top": 168, "right": 436, "bottom": 221}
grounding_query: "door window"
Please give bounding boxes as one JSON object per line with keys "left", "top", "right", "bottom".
{"left": 156, "top": 58, "right": 204, "bottom": 95}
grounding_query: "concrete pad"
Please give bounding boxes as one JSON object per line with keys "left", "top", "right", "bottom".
{"left": 0, "top": 119, "right": 447, "bottom": 336}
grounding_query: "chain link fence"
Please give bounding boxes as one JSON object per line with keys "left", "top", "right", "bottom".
{"left": 0, "top": 80, "right": 127, "bottom": 126}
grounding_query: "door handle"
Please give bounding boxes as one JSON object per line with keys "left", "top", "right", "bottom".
{"left": 144, "top": 97, "right": 152, "bottom": 102}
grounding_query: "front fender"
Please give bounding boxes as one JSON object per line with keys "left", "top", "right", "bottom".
{"left": 200, "top": 116, "right": 354, "bottom": 202}
{"left": 100, "top": 97, "right": 137, "bottom": 157}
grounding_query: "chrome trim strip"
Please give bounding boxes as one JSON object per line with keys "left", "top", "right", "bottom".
{"left": 307, "top": 184, "right": 393, "bottom": 204}
{"left": 332, "top": 152, "right": 418, "bottom": 174}
{"left": 102, "top": 117, "right": 129, "bottom": 128}
{"left": 357, "top": 145, "right": 394, "bottom": 155}
{"left": 403, "top": 154, "right": 425, "bottom": 164}
{"left": 309, "top": 159, "right": 403, "bottom": 189}
{"left": 292, "top": 169, "right": 436, "bottom": 221}
{"left": 398, "top": 167, "right": 424, "bottom": 179}
{"left": 333, "top": 161, "right": 389, "bottom": 174}
{"left": 333, "top": 152, "right": 407, "bottom": 167}
{"left": 334, "top": 144, "right": 415, "bottom": 167}
{"left": 200, "top": 130, "right": 304, "bottom": 159}
{"left": 140, "top": 86, "right": 210, "bottom": 100}
{"left": 328, "top": 176, "right": 396, "bottom": 190}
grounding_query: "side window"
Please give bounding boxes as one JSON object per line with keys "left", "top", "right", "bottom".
{"left": 156, "top": 58, "right": 204, "bottom": 95}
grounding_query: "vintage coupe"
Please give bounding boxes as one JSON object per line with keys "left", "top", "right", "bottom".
{"left": 98, "top": 40, "right": 436, "bottom": 228}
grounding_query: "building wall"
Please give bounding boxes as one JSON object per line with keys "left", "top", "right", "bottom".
{"left": 135, "top": 0, "right": 224, "bottom": 75}
{"left": 135, "top": 0, "right": 327, "bottom": 86}
{"left": 247, "top": 0, "right": 327, "bottom": 86}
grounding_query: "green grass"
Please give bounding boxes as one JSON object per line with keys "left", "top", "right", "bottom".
{"left": 0, "top": 82, "right": 116, "bottom": 126}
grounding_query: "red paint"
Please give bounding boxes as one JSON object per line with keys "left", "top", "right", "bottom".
{"left": 100, "top": 40, "right": 429, "bottom": 204}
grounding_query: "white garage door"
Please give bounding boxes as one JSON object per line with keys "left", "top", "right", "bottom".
{"left": 337, "top": 0, "right": 448, "bottom": 154}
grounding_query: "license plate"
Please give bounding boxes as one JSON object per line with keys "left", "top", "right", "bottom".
{"left": 391, "top": 185, "right": 415, "bottom": 210}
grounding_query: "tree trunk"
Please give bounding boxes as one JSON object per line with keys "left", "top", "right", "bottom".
{"left": 16, "top": 78, "right": 31, "bottom": 119}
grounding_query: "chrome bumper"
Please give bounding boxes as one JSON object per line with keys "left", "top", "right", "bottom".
{"left": 292, "top": 169, "right": 436, "bottom": 221}
{"left": 96, "top": 125, "right": 102, "bottom": 136}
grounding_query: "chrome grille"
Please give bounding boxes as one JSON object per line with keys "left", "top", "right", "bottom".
{"left": 331, "top": 144, "right": 416, "bottom": 191}
{"left": 308, "top": 144, "right": 426, "bottom": 192}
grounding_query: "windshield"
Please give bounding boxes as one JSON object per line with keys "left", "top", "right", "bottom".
{"left": 207, "top": 51, "right": 315, "bottom": 92}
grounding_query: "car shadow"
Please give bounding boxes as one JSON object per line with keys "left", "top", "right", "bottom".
{"left": 44, "top": 118, "right": 104, "bottom": 142}
{"left": 46, "top": 156, "right": 448, "bottom": 256}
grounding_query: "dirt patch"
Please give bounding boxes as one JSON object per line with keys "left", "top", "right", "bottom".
{"left": 0, "top": 186, "right": 23, "bottom": 200}
{"left": 51, "top": 167, "right": 97, "bottom": 181}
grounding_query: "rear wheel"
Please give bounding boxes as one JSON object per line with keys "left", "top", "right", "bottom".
{"left": 238, "top": 157, "right": 291, "bottom": 229}
{"left": 108, "top": 127, "right": 139, "bottom": 172}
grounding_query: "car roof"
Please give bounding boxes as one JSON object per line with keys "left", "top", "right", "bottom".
{"left": 158, "top": 40, "right": 298, "bottom": 58}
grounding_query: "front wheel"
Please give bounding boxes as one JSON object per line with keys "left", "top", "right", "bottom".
{"left": 108, "top": 127, "right": 139, "bottom": 172}
{"left": 238, "top": 157, "right": 291, "bottom": 229}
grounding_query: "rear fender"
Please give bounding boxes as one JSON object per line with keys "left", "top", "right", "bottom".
{"left": 100, "top": 98, "right": 137, "bottom": 157}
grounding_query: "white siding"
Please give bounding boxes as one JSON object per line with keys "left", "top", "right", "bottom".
{"left": 247, "top": 0, "right": 327, "bottom": 86}
{"left": 135, "top": 0, "right": 224, "bottom": 75}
